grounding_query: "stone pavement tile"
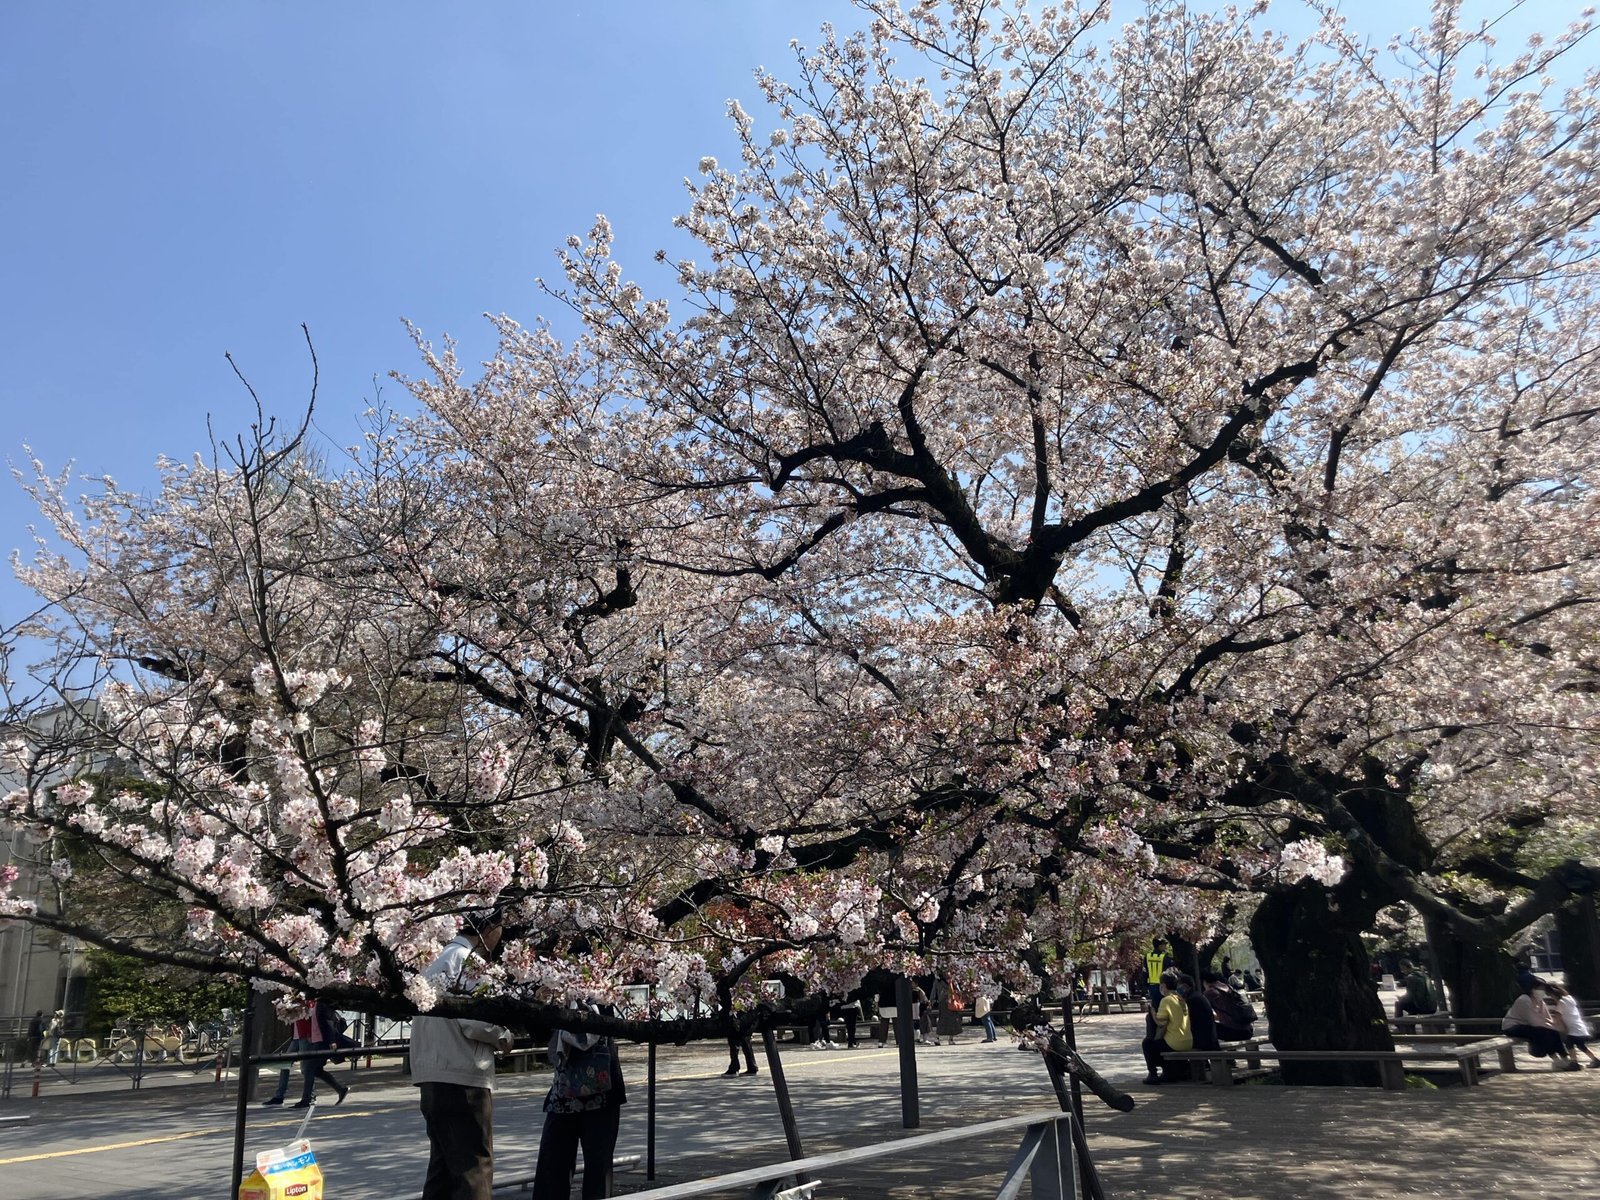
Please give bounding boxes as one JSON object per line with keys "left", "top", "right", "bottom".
{"left": 1083, "top": 1069, "right": 1600, "bottom": 1199}
{"left": 614, "top": 1057, "right": 1600, "bottom": 1198}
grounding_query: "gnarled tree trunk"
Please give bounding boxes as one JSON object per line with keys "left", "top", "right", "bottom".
{"left": 1555, "top": 896, "right": 1600, "bottom": 1001}
{"left": 1425, "top": 914, "right": 1516, "bottom": 1018}
{"left": 1251, "top": 875, "right": 1392, "bottom": 1086}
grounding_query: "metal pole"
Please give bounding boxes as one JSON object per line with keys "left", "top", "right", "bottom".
{"left": 646, "top": 1041, "right": 657, "bottom": 1181}
{"left": 893, "top": 976, "right": 920, "bottom": 1129}
{"left": 1043, "top": 1046, "right": 1105, "bottom": 1200}
{"left": 760, "top": 1028, "right": 809, "bottom": 1186}
{"left": 1059, "top": 1001, "right": 1085, "bottom": 1126}
{"left": 229, "top": 989, "right": 259, "bottom": 1200}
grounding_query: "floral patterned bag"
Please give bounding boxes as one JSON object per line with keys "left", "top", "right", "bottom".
{"left": 554, "top": 1038, "right": 613, "bottom": 1101}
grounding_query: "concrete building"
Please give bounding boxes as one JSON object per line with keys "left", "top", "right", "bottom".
{"left": 1, "top": 701, "right": 105, "bottom": 1042}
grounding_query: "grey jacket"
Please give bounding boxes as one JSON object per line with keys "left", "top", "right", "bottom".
{"left": 409, "top": 936, "right": 512, "bottom": 1090}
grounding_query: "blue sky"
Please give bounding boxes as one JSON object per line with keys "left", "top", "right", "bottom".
{"left": 1, "top": 0, "right": 1593, "bottom": 641}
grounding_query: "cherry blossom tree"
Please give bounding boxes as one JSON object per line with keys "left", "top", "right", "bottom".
{"left": 5, "top": 0, "right": 1600, "bottom": 1062}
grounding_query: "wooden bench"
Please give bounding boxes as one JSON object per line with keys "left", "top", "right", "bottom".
{"left": 1390, "top": 1015, "right": 1503, "bottom": 1035}
{"left": 1389, "top": 1032, "right": 1518, "bottom": 1076}
{"left": 1166, "top": 1036, "right": 1515, "bottom": 1090}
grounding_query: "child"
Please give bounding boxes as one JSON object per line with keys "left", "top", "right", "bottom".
{"left": 1544, "top": 983, "right": 1600, "bottom": 1068}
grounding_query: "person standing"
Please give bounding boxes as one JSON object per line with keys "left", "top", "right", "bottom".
{"left": 45, "top": 1010, "right": 65, "bottom": 1065}
{"left": 839, "top": 992, "right": 862, "bottom": 1049}
{"left": 531, "top": 1007, "right": 628, "bottom": 1200}
{"left": 412, "top": 913, "right": 515, "bottom": 1200}
{"left": 928, "top": 977, "right": 951, "bottom": 1046}
{"left": 975, "top": 993, "right": 998, "bottom": 1043}
{"left": 26, "top": 1011, "right": 44, "bottom": 1065}
{"left": 1143, "top": 940, "right": 1172, "bottom": 1010}
{"left": 910, "top": 982, "right": 931, "bottom": 1045}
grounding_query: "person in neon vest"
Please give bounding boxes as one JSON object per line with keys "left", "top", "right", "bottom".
{"left": 1143, "top": 939, "right": 1172, "bottom": 1010}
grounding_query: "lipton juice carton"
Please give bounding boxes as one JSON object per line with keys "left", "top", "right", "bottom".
{"left": 238, "top": 1138, "right": 323, "bottom": 1200}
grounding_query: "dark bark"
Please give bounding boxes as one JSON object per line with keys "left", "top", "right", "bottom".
{"left": 1425, "top": 914, "right": 1517, "bottom": 1018}
{"left": 1197, "top": 920, "right": 1231, "bottom": 978}
{"left": 1167, "top": 932, "right": 1201, "bottom": 984}
{"left": 1555, "top": 895, "right": 1600, "bottom": 1000}
{"left": 1251, "top": 875, "right": 1393, "bottom": 1086}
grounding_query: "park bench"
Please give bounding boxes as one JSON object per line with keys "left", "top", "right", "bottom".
{"left": 1165, "top": 1035, "right": 1515, "bottom": 1090}
{"left": 612, "top": 1108, "right": 1078, "bottom": 1200}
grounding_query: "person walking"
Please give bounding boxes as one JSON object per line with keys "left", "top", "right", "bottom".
{"left": 724, "top": 1028, "right": 758, "bottom": 1076}
{"left": 412, "top": 912, "right": 515, "bottom": 1200}
{"left": 262, "top": 998, "right": 317, "bottom": 1107}
{"left": 531, "top": 1006, "right": 627, "bottom": 1200}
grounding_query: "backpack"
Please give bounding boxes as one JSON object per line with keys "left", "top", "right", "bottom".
{"left": 554, "top": 1038, "right": 614, "bottom": 1102}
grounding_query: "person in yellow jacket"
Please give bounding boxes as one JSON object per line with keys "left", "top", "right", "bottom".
{"left": 1141, "top": 971, "right": 1192, "bottom": 1085}
{"left": 1143, "top": 938, "right": 1172, "bottom": 1010}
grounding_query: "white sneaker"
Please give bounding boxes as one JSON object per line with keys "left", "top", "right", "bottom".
{"left": 1555, "top": 1058, "right": 1581, "bottom": 1071}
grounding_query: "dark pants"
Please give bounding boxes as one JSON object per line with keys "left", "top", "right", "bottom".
{"left": 842, "top": 1009, "right": 858, "bottom": 1047}
{"left": 1142, "top": 1035, "right": 1174, "bottom": 1078}
{"left": 727, "top": 1033, "right": 756, "bottom": 1072}
{"left": 531, "top": 1105, "right": 620, "bottom": 1200}
{"left": 419, "top": 1082, "right": 494, "bottom": 1200}
{"left": 1505, "top": 1024, "right": 1566, "bottom": 1058}
{"left": 267, "top": 1038, "right": 309, "bottom": 1100}
{"left": 298, "top": 1042, "right": 343, "bottom": 1103}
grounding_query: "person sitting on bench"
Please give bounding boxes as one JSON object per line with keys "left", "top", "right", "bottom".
{"left": 1142, "top": 971, "right": 1192, "bottom": 1085}
{"left": 1202, "top": 972, "right": 1256, "bottom": 1042}
{"left": 1393, "top": 961, "right": 1438, "bottom": 1019}
{"left": 1502, "top": 981, "right": 1581, "bottom": 1072}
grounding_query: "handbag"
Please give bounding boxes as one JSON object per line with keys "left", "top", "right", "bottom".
{"left": 554, "top": 1038, "right": 613, "bottom": 1101}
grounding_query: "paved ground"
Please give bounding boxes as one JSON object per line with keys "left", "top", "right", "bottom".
{"left": 1, "top": 1010, "right": 1596, "bottom": 1198}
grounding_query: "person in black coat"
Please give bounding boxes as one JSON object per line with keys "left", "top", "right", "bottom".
{"left": 1181, "top": 975, "right": 1220, "bottom": 1052}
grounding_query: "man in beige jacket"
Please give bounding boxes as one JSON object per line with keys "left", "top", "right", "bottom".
{"left": 412, "top": 913, "right": 515, "bottom": 1200}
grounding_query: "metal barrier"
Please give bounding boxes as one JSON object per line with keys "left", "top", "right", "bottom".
{"left": 614, "top": 1110, "right": 1078, "bottom": 1200}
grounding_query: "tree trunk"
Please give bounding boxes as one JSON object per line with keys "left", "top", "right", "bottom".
{"left": 1425, "top": 914, "right": 1517, "bottom": 1018}
{"left": 1555, "top": 896, "right": 1600, "bottom": 1000}
{"left": 1168, "top": 932, "right": 1201, "bottom": 985}
{"left": 1251, "top": 879, "right": 1392, "bottom": 1085}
